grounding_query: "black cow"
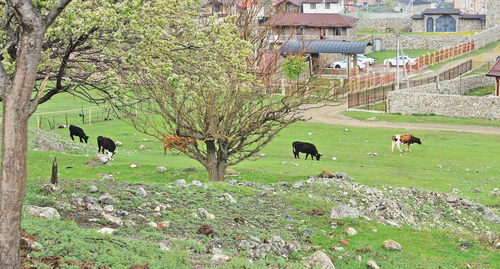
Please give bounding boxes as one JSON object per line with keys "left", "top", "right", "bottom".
{"left": 97, "top": 136, "right": 116, "bottom": 159}
{"left": 292, "top": 141, "right": 322, "bottom": 161}
{"left": 69, "top": 125, "right": 89, "bottom": 143}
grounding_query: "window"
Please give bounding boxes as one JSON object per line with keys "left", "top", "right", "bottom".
{"left": 325, "top": 3, "right": 330, "bottom": 9}
{"left": 334, "top": 28, "right": 342, "bottom": 36}
{"left": 310, "top": 3, "right": 316, "bottom": 9}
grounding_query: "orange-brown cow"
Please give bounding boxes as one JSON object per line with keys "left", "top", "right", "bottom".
{"left": 391, "top": 134, "right": 422, "bottom": 153}
{"left": 163, "top": 136, "right": 197, "bottom": 155}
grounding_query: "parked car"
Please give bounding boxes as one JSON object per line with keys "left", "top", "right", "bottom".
{"left": 332, "top": 59, "right": 366, "bottom": 70}
{"left": 383, "top": 56, "right": 417, "bottom": 66}
{"left": 357, "top": 54, "right": 375, "bottom": 65}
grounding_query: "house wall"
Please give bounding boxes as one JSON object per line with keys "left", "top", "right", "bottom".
{"left": 459, "top": 19, "right": 486, "bottom": 33}
{"left": 302, "top": 1, "right": 344, "bottom": 14}
{"left": 486, "top": 0, "right": 500, "bottom": 28}
{"left": 276, "top": 2, "right": 301, "bottom": 13}
{"left": 356, "top": 18, "right": 412, "bottom": 31}
{"left": 386, "top": 74, "right": 499, "bottom": 119}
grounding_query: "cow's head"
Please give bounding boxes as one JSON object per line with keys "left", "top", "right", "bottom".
{"left": 108, "top": 151, "right": 115, "bottom": 161}
{"left": 316, "top": 153, "right": 323, "bottom": 161}
{"left": 84, "top": 136, "right": 89, "bottom": 144}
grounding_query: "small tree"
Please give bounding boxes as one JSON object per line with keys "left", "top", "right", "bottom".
{"left": 282, "top": 55, "right": 309, "bottom": 90}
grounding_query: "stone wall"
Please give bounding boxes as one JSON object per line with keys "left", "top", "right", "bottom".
{"left": 387, "top": 75, "right": 498, "bottom": 119}
{"left": 357, "top": 18, "right": 412, "bottom": 32}
{"left": 486, "top": 0, "right": 500, "bottom": 29}
{"left": 367, "top": 34, "right": 472, "bottom": 51}
{"left": 473, "top": 25, "right": 500, "bottom": 49}
{"left": 459, "top": 19, "right": 486, "bottom": 33}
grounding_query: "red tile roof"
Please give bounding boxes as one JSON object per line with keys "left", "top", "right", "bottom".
{"left": 486, "top": 58, "right": 500, "bottom": 77}
{"left": 266, "top": 13, "right": 359, "bottom": 27}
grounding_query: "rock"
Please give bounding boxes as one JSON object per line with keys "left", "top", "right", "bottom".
{"left": 319, "top": 170, "right": 334, "bottom": 178}
{"left": 136, "top": 187, "right": 147, "bottom": 197}
{"left": 143, "top": 139, "right": 148, "bottom": 142}
{"left": 206, "top": 213, "right": 215, "bottom": 220}
{"left": 474, "top": 188, "right": 482, "bottom": 193}
{"left": 71, "top": 198, "right": 85, "bottom": 207}
{"left": 304, "top": 251, "right": 335, "bottom": 269}
{"left": 130, "top": 164, "right": 137, "bottom": 168}
{"left": 97, "top": 228, "right": 115, "bottom": 235}
{"left": 259, "top": 153, "right": 266, "bottom": 157}
{"left": 97, "top": 154, "right": 111, "bottom": 164}
{"left": 26, "top": 206, "right": 60, "bottom": 220}
{"left": 227, "top": 179, "right": 238, "bottom": 184}
{"left": 158, "top": 222, "right": 170, "bottom": 227}
{"left": 191, "top": 180, "right": 203, "bottom": 187}
{"left": 334, "top": 247, "right": 344, "bottom": 251}
{"left": 99, "top": 196, "right": 116, "bottom": 205}
{"left": 367, "top": 260, "right": 380, "bottom": 269}
{"left": 223, "top": 193, "right": 237, "bottom": 204}
{"left": 101, "top": 213, "right": 123, "bottom": 225}
{"left": 382, "top": 239, "right": 401, "bottom": 250}
{"left": 89, "top": 186, "right": 98, "bottom": 193}
{"left": 226, "top": 168, "right": 238, "bottom": 176}
{"left": 346, "top": 227, "right": 357, "bottom": 236}
{"left": 156, "top": 167, "right": 167, "bottom": 173}
{"left": 41, "top": 184, "right": 63, "bottom": 195}
{"left": 332, "top": 157, "right": 337, "bottom": 161}
{"left": 292, "top": 182, "right": 303, "bottom": 188}
{"left": 103, "top": 205, "right": 114, "bottom": 212}
{"left": 175, "top": 179, "right": 187, "bottom": 187}
{"left": 211, "top": 254, "right": 230, "bottom": 261}
{"left": 148, "top": 221, "right": 158, "bottom": 228}
{"left": 483, "top": 209, "right": 500, "bottom": 224}
{"left": 139, "top": 145, "right": 146, "bottom": 150}
{"left": 115, "top": 141, "right": 122, "bottom": 146}
{"left": 159, "top": 242, "right": 170, "bottom": 251}
{"left": 125, "top": 220, "right": 136, "bottom": 227}
{"left": 330, "top": 205, "right": 360, "bottom": 219}
{"left": 447, "top": 196, "right": 458, "bottom": 203}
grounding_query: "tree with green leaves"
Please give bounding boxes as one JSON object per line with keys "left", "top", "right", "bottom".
{"left": 0, "top": 0, "right": 72, "bottom": 267}
{"left": 283, "top": 55, "right": 309, "bottom": 90}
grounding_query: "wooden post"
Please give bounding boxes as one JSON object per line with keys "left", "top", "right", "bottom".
{"left": 51, "top": 157, "right": 58, "bottom": 185}
{"left": 89, "top": 108, "right": 92, "bottom": 125}
{"left": 281, "top": 79, "right": 286, "bottom": 95}
{"left": 37, "top": 114, "right": 40, "bottom": 129}
{"left": 65, "top": 114, "right": 68, "bottom": 126}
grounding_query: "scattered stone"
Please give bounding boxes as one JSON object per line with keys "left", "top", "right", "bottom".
{"left": 135, "top": 187, "right": 147, "bottom": 197}
{"left": 206, "top": 213, "right": 215, "bottom": 220}
{"left": 156, "top": 167, "right": 167, "bottom": 173}
{"left": 483, "top": 209, "right": 500, "bottom": 224}
{"left": 182, "top": 167, "right": 196, "bottom": 172}
{"left": 474, "top": 188, "right": 481, "bottom": 193}
{"left": 115, "top": 141, "right": 122, "bottom": 146}
{"left": 367, "top": 260, "right": 380, "bottom": 268}
{"left": 148, "top": 222, "right": 158, "bottom": 228}
{"left": 159, "top": 242, "right": 170, "bottom": 251}
{"left": 259, "top": 153, "right": 266, "bottom": 157}
{"left": 125, "top": 220, "right": 136, "bottom": 227}
{"left": 223, "top": 193, "right": 237, "bottom": 204}
{"left": 139, "top": 145, "right": 146, "bottom": 150}
{"left": 346, "top": 227, "right": 357, "bottom": 236}
{"left": 25, "top": 206, "right": 60, "bottom": 220}
{"left": 333, "top": 247, "right": 344, "bottom": 251}
{"left": 158, "top": 222, "right": 170, "bottom": 227}
{"left": 103, "top": 205, "right": 114, "bottom": 212}
{"left": 97, "top": 228, "right": 115, "bottom": 235}
{"left": 102, "top": 213, "right": 123, "bottom": 226}
{"left": 191, "top": 180, "right": 203, "bottom": 187}
{"left": 382, "top": 239, "right": 401, "bottom": 250}
{"left": 130, "top": 164, "right": 137, "bottom": 168}
{"left": 304, "top": 251, "right": 335, "bottom": 269}
{"left": 41, "top": 184, "right": 63, "bottom": 195}
{"left": 330, "top": 205, "right": 360, "bottom": 219}
{"left": 175, "top": 179, "right": 187, "bottom": 187}
{"left": 211, "top": 254, "right": 230, "bottom": 261}
{"left": 226, "top": 168, "right": 238, "bottom": 176}
{"left": 89, "top": 186, "right": 98, "bottom": 193}
{"left": 292, "top": 182, "right": 303, "bottom": 188}
{"left": 99, "top": 196, "right": 116, "bottom": 205}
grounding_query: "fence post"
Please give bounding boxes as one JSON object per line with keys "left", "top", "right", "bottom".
{"left": 37, "top": 114, "right": 40, "bottom": 129}
{"left": 89, "top": 108, "right": 92, "bottom": 125}
{"left": 281, "top": 79, "right": 286, "bottom": 95}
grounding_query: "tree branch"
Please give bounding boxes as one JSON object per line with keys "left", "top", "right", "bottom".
{"left": 45, "top": 0, "right": 73, "bottom": 27}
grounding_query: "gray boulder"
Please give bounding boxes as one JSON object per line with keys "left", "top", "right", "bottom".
{"left": 26, "top": 206, "right": 60, "bottom": 220}
{"left": 330, "top": 205, "right": 360, "bottom": 219}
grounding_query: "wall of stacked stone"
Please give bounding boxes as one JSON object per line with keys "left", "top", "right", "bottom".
{"left": 459, "top": 20, "right": 486, "bottom": 33}
{"left": 367, "top": 34, "right": 472, "bottom": 50}
{"left": 411, "top": 19, "right": 424, "bottom": 33}
{"left": 473, "top": 25, "right": 500, "bottom": 49}
{"left": 357, "top": 18, "right": 412, "bottom": 31}
{"left": 486, "top": 0, "right": 500, "bottom": 28}
{"left": 387, "top": 75, "right": 498, "bottom": 119}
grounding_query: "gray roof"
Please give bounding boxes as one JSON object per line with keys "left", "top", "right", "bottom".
{"left": 399, "top": 0, "right": 431, "bottom": 6}
{"left": 423, "top": 8, "right": 461, "bottom": 15}
{"left": 281, "top": 41, "right": 370, "bottom": 54}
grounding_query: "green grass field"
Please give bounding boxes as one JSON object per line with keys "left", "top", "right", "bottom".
{"left": 7, "top": 92, "right": 500, "bottom": 268}
{"left": 365, "top": 49, "right": 438, "bottom": 64}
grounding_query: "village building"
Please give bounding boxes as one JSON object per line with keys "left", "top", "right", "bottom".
{"left": 411, "top": 9, "right": 486, "bottom": 32}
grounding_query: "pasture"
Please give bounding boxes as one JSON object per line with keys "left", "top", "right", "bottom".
{"left": 7, "top": 94, "right": 500, "bottom": 268}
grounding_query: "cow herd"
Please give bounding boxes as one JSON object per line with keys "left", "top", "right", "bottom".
{"left": 292, "top": 133, "right": 422, "bottom": 161}
{"left": 69, "top": 124, "right": 423, "bottom": 162}
{"left": 69, "top": 125, "right": 116, "bottom": 159}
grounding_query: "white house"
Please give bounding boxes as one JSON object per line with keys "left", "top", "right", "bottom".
{"left": 302, "top": 0, "right": 345, "bottom": 14}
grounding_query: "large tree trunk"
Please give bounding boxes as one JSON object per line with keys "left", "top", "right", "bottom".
{"left": 205, "top": 140, "right": 228, "bottom": 181}
{"left": 0, "top": 22, "right": 46, "bottom": 269}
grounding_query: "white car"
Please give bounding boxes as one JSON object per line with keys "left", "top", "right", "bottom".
{"left": 383, "top": 56, "right": 417, "bottom": 66}
{"left": 357, "top": 54, "right": 375, "bottom": 65}
{"left": 332, "top": 59, "right": 366, "bottom": 70}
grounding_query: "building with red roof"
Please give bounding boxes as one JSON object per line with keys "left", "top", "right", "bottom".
{"left": 486, "top": 58, "right": 500, "bottom": 96}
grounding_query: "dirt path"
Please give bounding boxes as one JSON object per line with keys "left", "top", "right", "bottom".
{"left": 300, "top": 102, "right": 500, "bottom": 135}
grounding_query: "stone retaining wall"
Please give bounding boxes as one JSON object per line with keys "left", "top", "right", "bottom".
{"left": 368, "top": 34, "right": 472, "bottom": 51}
{"left": 387, "top": 75, "right": 499, "bottom": 119}
{"left": 357, "top": 18, "right": 412, "bottom": 32}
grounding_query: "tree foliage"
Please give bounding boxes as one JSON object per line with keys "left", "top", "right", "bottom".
{"left": 282, "top": 55, "right": 309, "bottom": 81}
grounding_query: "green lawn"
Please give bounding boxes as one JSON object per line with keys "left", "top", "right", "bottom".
{"left": 365, "top": 49, "right": 438, "bottom": 63}
{"left": 464, "top": 86, "right": 495, "bottom": 96}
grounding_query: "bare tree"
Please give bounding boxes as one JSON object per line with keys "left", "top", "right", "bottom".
{"left": 0, "top": 0, "right": 71, "bottom": 267}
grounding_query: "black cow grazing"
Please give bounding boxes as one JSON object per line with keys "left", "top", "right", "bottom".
{"left": 292, "top": 141, "right": 322, "bottom": 161}
{"left": 97, "top": 136, "right": 116, "bottom": 159}
{"left": 69, "top": 125, "right": 89, "bottom": 143}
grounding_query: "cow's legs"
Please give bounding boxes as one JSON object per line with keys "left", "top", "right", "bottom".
{"left": 391, "top": 141, "right": 395, "bottom": 152}
{"left": 397, "top": 142, "right": 402, "bottom": 152}
{"left": 70, "top": 134, "right": 74, "bottom": 141}
{"left": 407, "top": 144, "right": 411, "bottom": 152}
{"left": 79, "top": 136, "right": 83, "bottom": 143}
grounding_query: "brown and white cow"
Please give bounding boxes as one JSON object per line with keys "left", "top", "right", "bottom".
{"left": 391, "top": 134, "right": 422, "bottom": 153}
{"left": 163, "top": 135, "right": 197, "bottom": 155}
